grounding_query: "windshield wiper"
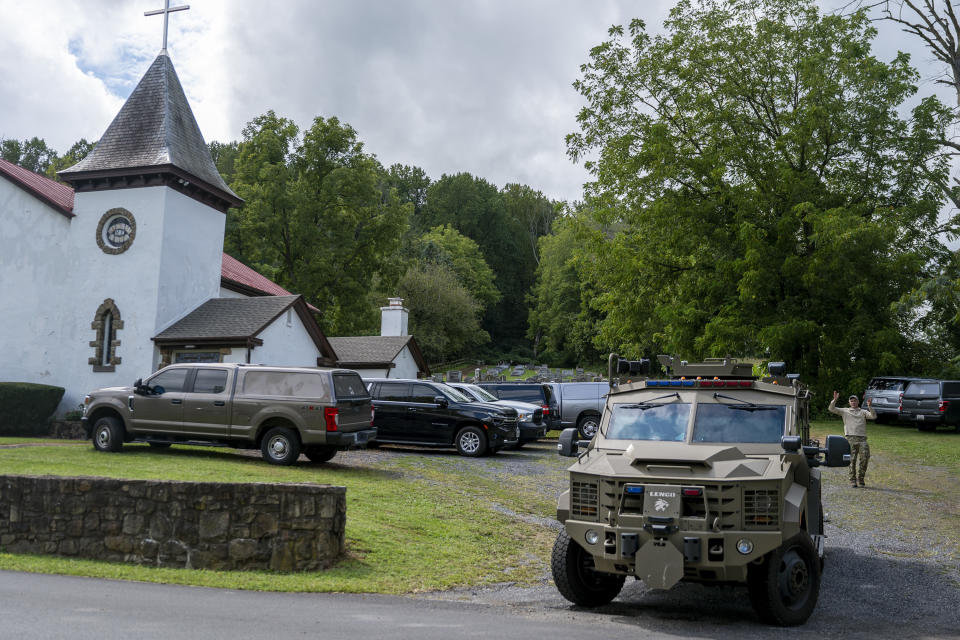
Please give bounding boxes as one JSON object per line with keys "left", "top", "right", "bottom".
{"left": 619, "top": 393, "right": 681, "bottom": 410}
{"left": 713, "top": 392, "right": 777, "bottom": 411}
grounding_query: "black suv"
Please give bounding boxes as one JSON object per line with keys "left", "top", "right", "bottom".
{"left": 898, "top": 379, "right": 960, "bottom": 432}
{"left": 479, "top": 382, "right": 558, "bottom": 429}
{"left": 367, "top": 379, "right": 520, "bottom": 456}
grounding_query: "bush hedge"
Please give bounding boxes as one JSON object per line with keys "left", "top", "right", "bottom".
{"left": 0, "top": 382, "right": 65, "bottom": 436}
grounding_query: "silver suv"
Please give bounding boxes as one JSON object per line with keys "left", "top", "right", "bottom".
{"left": 862, "top": 376, "right": 924, "bottom": 423}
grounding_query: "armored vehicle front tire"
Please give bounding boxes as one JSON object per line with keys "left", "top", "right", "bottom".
{"left": 92, "top": 416, "right": 124, "bottom": 453}
{"left": 305, "top": 445, "right": 338, "bottom": 463}
{"left": 552, "top": 529, "right": 624, "bottom": 607}
{"left": 747, "top": 532, "right": 821, "bottom": 626}
{"left": 455, "top": 426, "right": 487, "bottom": 457}
{"left": 260, "top": 426, "right": 301, "bottom": 465}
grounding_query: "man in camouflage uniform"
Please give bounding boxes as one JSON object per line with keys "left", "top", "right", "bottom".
{"left": 829, "top": 391, "right": 876, "bottom": 487}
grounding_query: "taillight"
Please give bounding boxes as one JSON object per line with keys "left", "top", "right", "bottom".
{"left": 898, "top": 392, "right": 903, "bottom": 413}
{"left": 541, "top": 405, "right": 550, "bottom": 415}
{"left": 370, "top": 406, "right": 375, "bottom": 426}
{"left": 939, "top": 400, "right": 949, "bottom": 413}
{"left": 324, "top": 407, "right": 339, "bottom": 432}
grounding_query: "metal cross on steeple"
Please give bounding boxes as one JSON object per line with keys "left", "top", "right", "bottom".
{"left": 145, "top": 0, "right": 190, "bottom": 52}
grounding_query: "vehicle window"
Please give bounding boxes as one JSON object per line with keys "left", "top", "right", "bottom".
{"left": 372, "top": 383, "right": 408, "bottom": 401}
{"left": 563, "top": 384, "right": 597, "bottom": 400}
{"left": 906, "top": 382, "right": 940, "bottom": 396}
{"left": 867, "top": 378, "right": 905, "bottom": 391}
{"left": 241, "top": 371, "right": 330, "bottom": 400}
{"left": 466, "top": 384, "right": 498, "bottom": 403}
{"left": 439, "top": 385, "right": 471, "bottom": 403}
{"left": 149, "top": 368, "right": 189, "bottom": 393}
{"left": 192, "top": 369, "right": 227, "bottom": 394}
{"left": 333, "top": 373, "right": 370, "bottom": 399}
{"left": 410, "top": 384, "right": 439, "bottom": 403}
{"left": 692, "top": 404, "right": 786, "bottom": 443}
{"left": 942, "top": 382, "right": 960, "bottom": 396}
{"left": 606, "top": 403, "right": 690, "bottom": 441}
{"left": 497, "top": 387, "right": 541, "bottom": 402}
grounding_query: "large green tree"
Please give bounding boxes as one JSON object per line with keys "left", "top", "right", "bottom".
{"left": 1, "top": 137, "right": 58, "bottom": 174}
{"left": 229, "top": 111, "right": 409, "bottom": 334}
{"left": 415, "top": 225, "right": 501, "bottom": 308}
{"left": 568, "top": 0, "right": 952, "bottom": 393}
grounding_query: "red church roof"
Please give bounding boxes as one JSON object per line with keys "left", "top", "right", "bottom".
{"left": 0, "top": 158, "right": 74, "bottom": 217}
{"left": 221, "top": 253, "right": 295, "bottom": 296}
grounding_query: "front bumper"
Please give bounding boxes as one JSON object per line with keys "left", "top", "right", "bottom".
{"left": 564, "top": 519, "right": 783, "bottom": 586}
{"left": 518, "top": 421, "right": 547, "bottom": 442}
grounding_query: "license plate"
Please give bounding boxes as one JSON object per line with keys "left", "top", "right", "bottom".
{"left": 917, "top": 415, "right": 924, "bottom": 421}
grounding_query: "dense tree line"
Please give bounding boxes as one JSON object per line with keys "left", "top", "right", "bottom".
{"left": 529, "top": 0, "right": 960, "bottom": 398}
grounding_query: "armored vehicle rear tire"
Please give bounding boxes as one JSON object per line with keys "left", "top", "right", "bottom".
{"left": 577, "top": 414, "right": 600, "bottom": 439}
{"left": 551, "top": 529, "right": 624, "bottom": 607}
{"left": 747, "top": 532, "right": 821, "bottom": 626}
{"left": 305, "top": 445, "right": 337, "bottom": 463}
{"left": 455, "top": 426, "right": 487, "bottom": 457}
{"left": 92, "top": 416, "right": 124, "bottom": 453}
{"left": 260, "top": 426, "right": 301, "bottom": 465}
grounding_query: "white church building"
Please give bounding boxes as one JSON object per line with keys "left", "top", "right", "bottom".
{"left": 0, "top": 49, "right": 339, "bottom": 416}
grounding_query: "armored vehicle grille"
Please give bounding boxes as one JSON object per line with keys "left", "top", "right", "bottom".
{"left": 743, "top": 488, "right": 779, "bottom": 528}
{"left": 705, "top": 484, "right": 739, "bottom": 530}
{"left": 570, "top": 481, "right": 599, "bottom": 520}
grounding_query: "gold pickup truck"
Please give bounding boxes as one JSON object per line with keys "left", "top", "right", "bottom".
{"left": 82, "top": 363, "right": 375, "bottom": 465}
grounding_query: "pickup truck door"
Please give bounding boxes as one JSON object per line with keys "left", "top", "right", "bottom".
{"left": 180, "top": 368, "right": 231, "bottom": 437}
{"left": 129, "top": 368, "right": 191, "bottom": 434}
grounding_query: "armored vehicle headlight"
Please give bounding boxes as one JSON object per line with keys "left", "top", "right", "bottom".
{"left": 736, "top": 538, "right": 754, "bottom": 555}
{"left": 585, "top": 530, "right": 600, "bottom": 545}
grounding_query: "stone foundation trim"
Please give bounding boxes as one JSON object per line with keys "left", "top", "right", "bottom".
{"left": 0, "top": 475, "right": 345, "bottom": 571}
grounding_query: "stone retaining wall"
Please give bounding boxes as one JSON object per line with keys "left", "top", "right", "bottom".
{"left": 0, "top": 475, "right": 345, "bottom": 571}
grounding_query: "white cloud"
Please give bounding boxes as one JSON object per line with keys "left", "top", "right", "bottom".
{"left": 2, "top": 0, "right": 950, "bottom": 203}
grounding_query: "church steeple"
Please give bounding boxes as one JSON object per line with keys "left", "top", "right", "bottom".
{"left": 59, "top": 52, "right": 241, "bottom": 213}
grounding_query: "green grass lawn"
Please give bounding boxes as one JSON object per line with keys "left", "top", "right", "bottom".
{"left": 0, "top": 442, "right": 566, "bottom": 593}
{"left": 1, "top": 421, "right": 955, "bottom": 593}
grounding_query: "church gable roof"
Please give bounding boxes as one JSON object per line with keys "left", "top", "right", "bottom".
{"left": 59, "top": 52, "right": 241, "bottom": 212}
{"left": 153, "top": 295, "right": 337, "bottom": 364}
{"left": 0, "top": 158, "right": 74, "bottom": 217}
{"left": 220, "top": 253, "right": 320, "bottom": 313}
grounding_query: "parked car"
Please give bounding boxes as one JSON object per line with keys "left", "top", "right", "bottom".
{"left": 544, "top": 381, "right": 609, "bottom": 438}
{"left": 863, "top": 376, "right": 924, "bottom": 423}
{"left": 448, "top": 382, "right": 546, "bottom": 446}
{"left": 82, "top": 364, "right": 375, "bottom": 465}
{"left": 898, "top": 379, "right": 960, "bottom": 431}
{"left": 366, "top": 379, "right": 519, "bottom": 456}
{"left": 479, "top": 382, "right": 557, "bottom": 429}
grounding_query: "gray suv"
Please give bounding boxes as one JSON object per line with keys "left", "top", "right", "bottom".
{"left": 862, "top": 376, "right": 923, "bottom": 423}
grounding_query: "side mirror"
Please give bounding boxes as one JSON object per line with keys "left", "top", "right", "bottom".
{"left": 780, "top": 435, "right": 802, "bottom": 452}
{"left": 557, "top": 428, "right": 580, "bottom": 457}
{"left": 434, "top": 395, "right": 449, "bottom": 408}
{"left": 823, "top": 434, "right": 851, "bottom": 467}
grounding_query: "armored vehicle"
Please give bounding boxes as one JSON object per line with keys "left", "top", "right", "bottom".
{"left": 552, "top": 355, "right": 850, "bottom": 626}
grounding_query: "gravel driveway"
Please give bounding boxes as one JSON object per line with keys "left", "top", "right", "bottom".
{"left": 336, "top": 439, "right": 960, "bottom": 638}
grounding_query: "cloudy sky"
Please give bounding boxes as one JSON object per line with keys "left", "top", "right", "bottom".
{"left": 0, "top": 1, "right": 948, "bottom": 203}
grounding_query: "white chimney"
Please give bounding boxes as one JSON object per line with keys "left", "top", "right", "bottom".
{"left": 381, "top": 297, "right": 409, "bottom": 336}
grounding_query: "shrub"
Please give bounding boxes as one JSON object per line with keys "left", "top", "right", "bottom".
{"left": 0, "top": 382, "right": 65, "bottom": 436}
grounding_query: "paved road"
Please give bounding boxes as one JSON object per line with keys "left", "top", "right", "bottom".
{"left": 0, "top": 570, "right": 669, "bottom": 640}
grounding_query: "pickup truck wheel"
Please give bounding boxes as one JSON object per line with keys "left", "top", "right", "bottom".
{"left": 551, "top": 529, "right": 624, "bottom": 607}
{"left": 92, "top": 416, "right": 124, "bottom": 453}
{"left": 747, "top": 532, "right": 821, "bottom": 626}
{"left": 305, "top": 446, "right": 337, "bottom": 463}
{"left": 577, "top": 414, "right": 600, "bottom": 439}
{"left": 261, "top": 427, "right": 301, "bottom": 465}
{"left": 455, "top": 426, "right": 486, "bottom": 457}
